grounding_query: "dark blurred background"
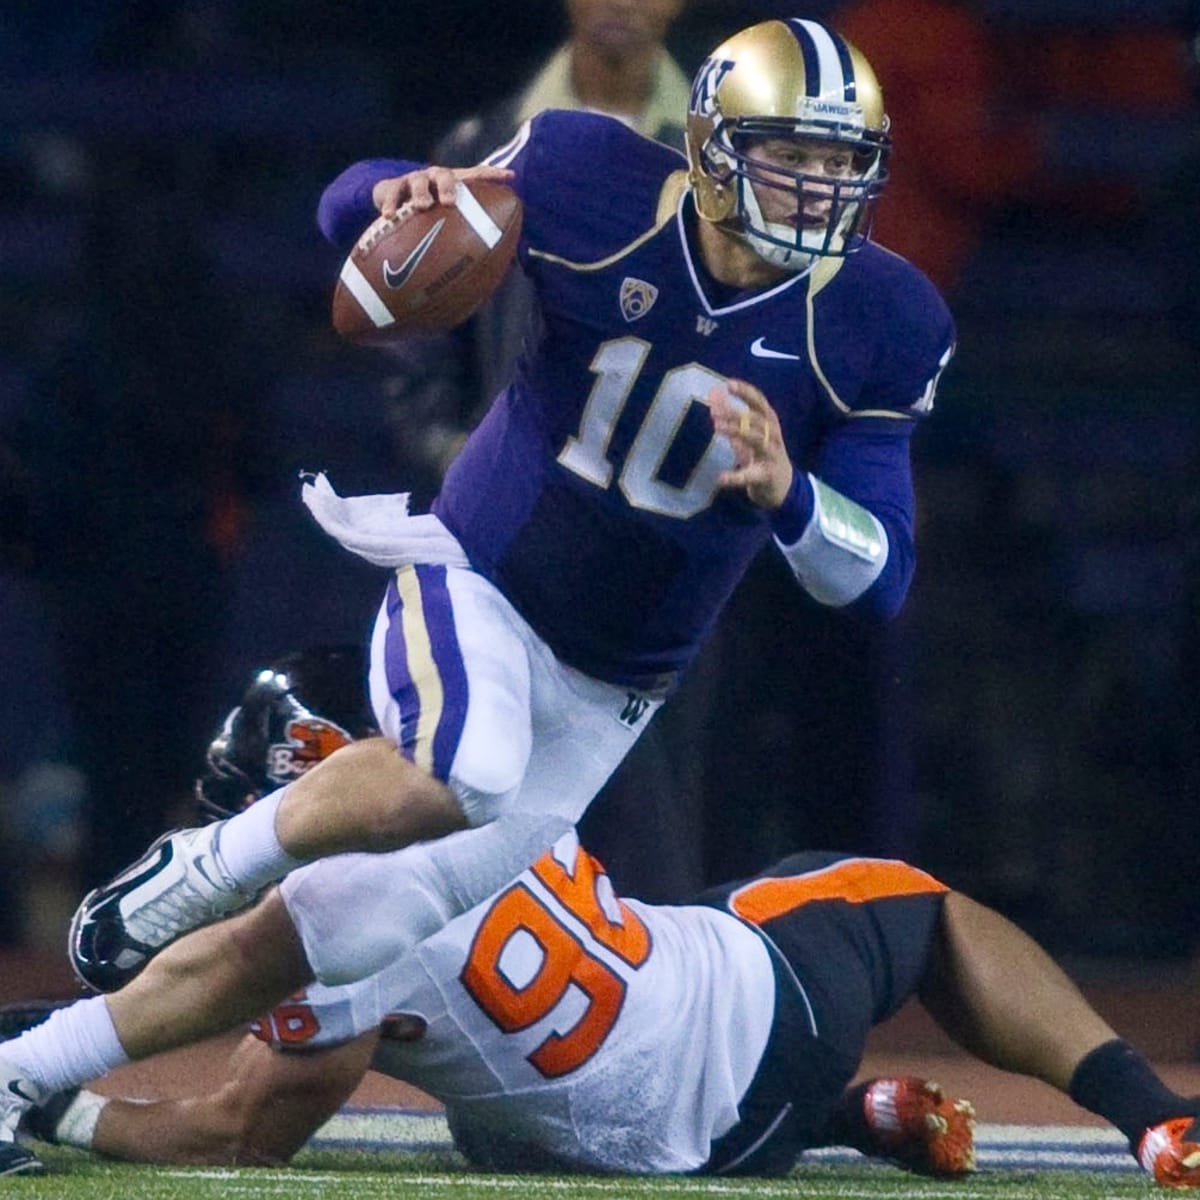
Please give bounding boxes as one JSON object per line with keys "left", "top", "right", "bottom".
{"left": 0, "top": 0, "right": 1197, "bottom": 967}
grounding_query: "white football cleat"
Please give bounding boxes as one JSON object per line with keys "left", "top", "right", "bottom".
{"left": 0, "top": 1056, "right": 46, "bottom": 1175}
{"left": 68, "top": 825, "right": 254, "bottom": 992}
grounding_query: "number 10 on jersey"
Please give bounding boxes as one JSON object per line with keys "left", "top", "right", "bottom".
{"left": 557, "top": 336, "right": 734, "bottom": 520}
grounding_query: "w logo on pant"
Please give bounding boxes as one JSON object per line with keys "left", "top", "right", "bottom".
{"left": 619, "top": 693, "right": 651, "bottom": 727}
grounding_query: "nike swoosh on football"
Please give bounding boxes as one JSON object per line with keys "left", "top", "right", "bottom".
{"left": 750, "top": 336, "right": 802, "bottom": 361}
{"left": 382, "top": 218, "right": 446, "bottom": 290}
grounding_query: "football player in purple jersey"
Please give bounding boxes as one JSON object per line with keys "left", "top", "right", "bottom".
{"left": 66, "top": 20, "right": 959, "bottom": 1039}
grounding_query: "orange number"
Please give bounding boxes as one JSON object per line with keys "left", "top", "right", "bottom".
{"left": 249, "top": 992, "right": 321, "bottom": 1047}
{"left": 460, "top": 851, "right": 651, "bottom": 1079}
{"left": 531, "top": 850, "right": 650, "bottom": 967}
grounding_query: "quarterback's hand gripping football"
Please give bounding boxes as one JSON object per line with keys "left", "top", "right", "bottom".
{"left": 372, "top": 164, "right": 515, "bottom": 220}
{"left": 710, "top": 378, "right": 794, "bottom": 511}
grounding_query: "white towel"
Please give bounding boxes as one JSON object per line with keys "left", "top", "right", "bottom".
{"left": 300, "top": 472, "right": 470, "bottom": 569}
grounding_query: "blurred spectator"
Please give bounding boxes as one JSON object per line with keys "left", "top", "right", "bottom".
{"left": 831, "top": 0, "right": 1044, "bottom": 295}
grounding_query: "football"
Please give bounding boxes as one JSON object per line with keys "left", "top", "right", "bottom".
{"left": 331, "top": 180, "right": 522, "bottom": 345}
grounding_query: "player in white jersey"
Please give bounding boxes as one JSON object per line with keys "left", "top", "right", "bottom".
{"left": 2, "top": 652, "right": 972, "bottom": 1176}
{"left": 6, "top": 830, "right": 1200, "bottom": 1182}
{"left": 19, "top": 830, "right": 979, "bottom": 1176}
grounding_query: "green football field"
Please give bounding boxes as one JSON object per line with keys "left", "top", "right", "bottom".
{"left": 10, "top": 1114, "right": 1157, "bottom": 1200}
{"left": 7, "top": 1152, "right": 1158, "bottom": 1200}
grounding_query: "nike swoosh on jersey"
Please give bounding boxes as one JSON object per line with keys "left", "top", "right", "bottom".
{"left": 382, "top": 218, "right": 446, "bottom": 290}
{"left": 6, "top": 1079, "right": 38, "bottom": 1105}
{"left": 750, "top": 337, "right": 802, "bottom": 361}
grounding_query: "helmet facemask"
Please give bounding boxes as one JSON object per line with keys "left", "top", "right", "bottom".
{"left": 702, "top": 120, "right": 888, "bottom": 271}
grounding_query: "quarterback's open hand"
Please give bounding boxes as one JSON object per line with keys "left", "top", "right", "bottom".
{"left": 372, "top": 164, "right": 515, "bottom": 220}
{"left": 710, "top": 378, "right": 794, "bottom": 511}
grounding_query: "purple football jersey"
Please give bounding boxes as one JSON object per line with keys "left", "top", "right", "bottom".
{"left": 319, "top": 110, "right": 955, "bottom": 691}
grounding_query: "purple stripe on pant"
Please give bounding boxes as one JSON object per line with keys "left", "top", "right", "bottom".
{"left": 383, "top": 565, "right": 470, "bottom": 782}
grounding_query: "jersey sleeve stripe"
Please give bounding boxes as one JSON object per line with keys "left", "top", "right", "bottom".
{"left": 527, "top": 217, "right": 672, "bottom": 273}
{"left": 728, "top": 857, "right": 948, "bottom": 925}
{"left": 483, "top": 119, "right": 532, "bottom": 169}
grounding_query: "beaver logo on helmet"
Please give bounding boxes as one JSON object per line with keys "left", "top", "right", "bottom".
{"left": 195, "top": 646, "right": 376, "bottom": 822}
{"left": 266, "top": 716, "right": 355, "bottom": 785}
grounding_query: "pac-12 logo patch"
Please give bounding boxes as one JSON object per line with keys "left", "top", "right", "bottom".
{"left": 619, "top": 277, "right": 658, "bottom": 322}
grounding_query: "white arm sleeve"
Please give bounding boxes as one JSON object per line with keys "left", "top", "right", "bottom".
{"left": 773, "top": 474, "right": 889, "bottom": 607}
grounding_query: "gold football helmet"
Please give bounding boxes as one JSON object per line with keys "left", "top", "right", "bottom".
{"left": 686, "top": 18, "right": 890, "bottom": 270}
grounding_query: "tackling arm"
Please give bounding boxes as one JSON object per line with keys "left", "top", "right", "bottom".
{"left": 38, "top": 1029, "right": 378, "bottom": 1166}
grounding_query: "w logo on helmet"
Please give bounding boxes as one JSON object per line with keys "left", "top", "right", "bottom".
{"left": 266, "top": 717, "right": 353, "bottom": 783}
{"left": 689, "top": 56, "right": 734, "bottom": 116}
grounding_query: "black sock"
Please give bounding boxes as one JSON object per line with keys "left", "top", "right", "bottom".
{"left": 820, "top": 1081, "right": 873, "bottom": 1151}
{"left": 1068, "top": 1039, "right": 1196, "bottom": 1150}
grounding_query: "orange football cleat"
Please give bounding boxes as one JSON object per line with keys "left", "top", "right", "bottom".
{"left": 863, "top": 1076, "right": 977, "bottom": 1177}
{"left": 1139, "top": 1117, "right": 1200, "bottom": 1188}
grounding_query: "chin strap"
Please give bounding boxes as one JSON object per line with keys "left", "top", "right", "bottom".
{"left": 734, "top": 180, "right": 816, "bottom": 273}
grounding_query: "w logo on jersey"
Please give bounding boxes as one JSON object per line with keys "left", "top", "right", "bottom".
{"left": 618, "top": 693, "right": 651, "bottom": 728}
{"left": 619, "top": 277, "right": 658, "bottom": 323}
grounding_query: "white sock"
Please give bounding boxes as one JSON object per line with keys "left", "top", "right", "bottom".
{"left": 3, "top": 996, "right": 128, "bottom": 1094}
{"left": 213, "top": 786, "right": 304, "bottom": 892}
